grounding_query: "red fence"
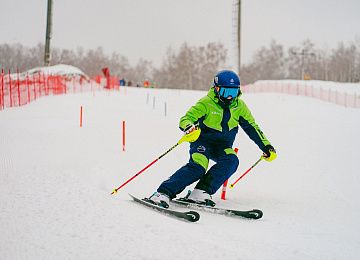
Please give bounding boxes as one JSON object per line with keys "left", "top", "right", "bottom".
{"left": 3, "top": 71, "right": 358, "bottom": 111}
{"left": 242, "top": 81, "right": 360, "bottom": 109}
{"left": 0, "top": 69, "right": 106, "bottom": 111}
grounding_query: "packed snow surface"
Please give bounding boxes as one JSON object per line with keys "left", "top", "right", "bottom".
{"left": 1, "top": 86, "right": 359, "bottom": 259}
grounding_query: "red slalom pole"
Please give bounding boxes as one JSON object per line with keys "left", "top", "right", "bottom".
{"left": 221, "top": 148, "right": 239, "bottom": 200}
{"left": 221, "top": 180, "right": 229, "bottom": 200}
{"left": 229, "top": 157, "right": 263, "bottom": 189}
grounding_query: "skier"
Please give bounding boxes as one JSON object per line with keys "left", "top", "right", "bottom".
{"left": 149, "top": 70, "right": 277, "bottom": 208}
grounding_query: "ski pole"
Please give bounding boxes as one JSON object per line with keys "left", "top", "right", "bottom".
{"left": 229, "top": 156, "right": 263, "bottom": 188}
{"left": 111, "top": 134, "right": 189, "bottom": 195}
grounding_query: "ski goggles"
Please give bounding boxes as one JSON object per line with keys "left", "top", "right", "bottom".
{"left": 218, "top": 86, "right": 240, "bottom": 98}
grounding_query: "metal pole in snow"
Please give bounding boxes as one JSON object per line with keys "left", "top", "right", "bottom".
{"left": 44, "top": 0, "right": 53, "bottom": 66}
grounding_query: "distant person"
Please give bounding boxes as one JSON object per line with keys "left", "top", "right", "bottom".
{"left": 143, "top": 80, "right": 150, "bottom": 88}
{"left": 147, "top": 70, "right": 277, "bottom": 208}
{"left": 127, "top": 80, "right": 132, "bottom": 87}
{"left": 120, "top": 78, "right": 126, "bottom": 86}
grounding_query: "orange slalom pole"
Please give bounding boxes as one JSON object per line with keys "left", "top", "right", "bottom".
{"left": 80, "top": 106, "right": 83, "bottom": 127}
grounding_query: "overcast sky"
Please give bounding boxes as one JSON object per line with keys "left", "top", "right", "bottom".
{"left": 1, "top": 0, "right": 359, "bottom": 68}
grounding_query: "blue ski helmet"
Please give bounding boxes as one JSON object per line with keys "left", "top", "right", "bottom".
{"left": 213, "top": 70, "right": 241, "bottom": 105}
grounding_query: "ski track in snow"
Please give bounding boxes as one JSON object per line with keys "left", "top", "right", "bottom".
{"left": 1, "top": 87, "right": 360, "bottom": 260}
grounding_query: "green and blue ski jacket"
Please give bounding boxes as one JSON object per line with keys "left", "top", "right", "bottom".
{"left": 179, "top": 88, "right": 271, "bottom": 152}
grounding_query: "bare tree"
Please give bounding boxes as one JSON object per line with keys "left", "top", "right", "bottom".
{"left": 154, "top": 42, "right": 227, "bottom": 90}
{"left": 327, "top": 42, "right": 358, "bottom": 82}
{"left": 126, "top": 59, "right": 153, "bottom": 84}
{"left": 241, "top": 40, "right": 285, "bottom": 84}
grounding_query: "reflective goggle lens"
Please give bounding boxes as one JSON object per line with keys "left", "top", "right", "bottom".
{"left": 219, "top": 87, "right": 239, "bottom": 98}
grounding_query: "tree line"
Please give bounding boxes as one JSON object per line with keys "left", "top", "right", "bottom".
{"left": 242, "top": 39, "right": 360, "bottom": 84}
{"left": 1, "top": 38, "right": 359, "bottom": 89}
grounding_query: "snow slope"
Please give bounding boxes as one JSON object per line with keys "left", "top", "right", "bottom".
{"left": 1, "top": 86, "right": 359, "bottom": 260}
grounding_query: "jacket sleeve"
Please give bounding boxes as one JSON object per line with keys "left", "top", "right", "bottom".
{"left": 238, "top": 101, "right": 271, "bottom": 152}
{"left": 179, "top": 99, "right": 207, "bottom": 131}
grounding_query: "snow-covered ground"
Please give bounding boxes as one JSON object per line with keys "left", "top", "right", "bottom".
{"left": 1, "top": 86, "right": 359, "bottom": 259}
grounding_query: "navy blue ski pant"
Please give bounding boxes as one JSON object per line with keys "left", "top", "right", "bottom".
{"left": 157, "top": 139, "right": 239, "bottom": 199}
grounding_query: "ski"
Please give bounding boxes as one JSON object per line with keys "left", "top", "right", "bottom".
{"left": 129, "top": 194, "right": 200, "bottom": 223}
{"left": 171, "top": 198, "right": 263, "bottom": 220}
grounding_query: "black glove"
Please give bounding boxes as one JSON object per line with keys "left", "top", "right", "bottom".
{"left": 183, "top": 124, "right": 196, "bottom": 134}
{"left": 262, "top": 145, "right": 277, "bottom": 162}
